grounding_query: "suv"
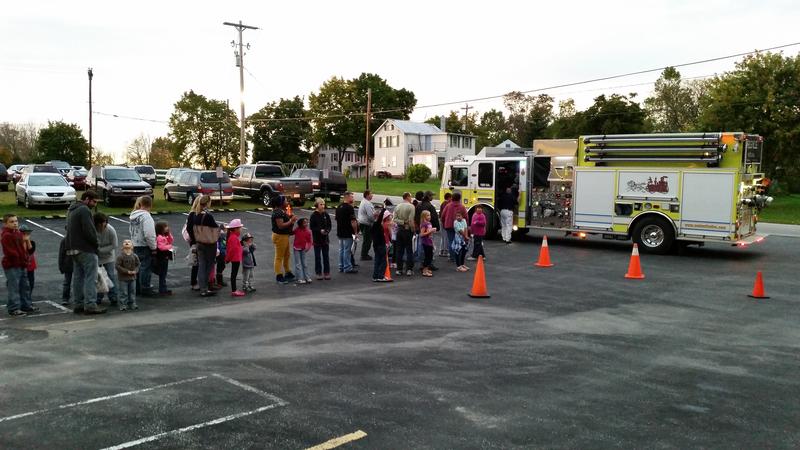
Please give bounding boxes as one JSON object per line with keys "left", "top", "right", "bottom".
{"left": 86, "top": 165, "right": 153, "bottom": 206}
{"left": 290, "top": 168, "right": 347, "bottom": 202}
{"left": 134, "top": 165, "right": 157, "bottom": 187}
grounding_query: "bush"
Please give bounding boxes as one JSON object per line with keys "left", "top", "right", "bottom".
{"left": 406, "top": 164, "right": 432, "bottom": 183}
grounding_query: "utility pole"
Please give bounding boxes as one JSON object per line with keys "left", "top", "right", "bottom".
{"left": 364, "top": 88, "right": 372, "bottom": 190}
{"left": 223, "top": 20, "right": 259, "bottom": 165}
{"left": 88, "top": 68, "right": 93, "bottom": 168}
{"left": 460, "top": 103, "right": 473, "bottom": 132}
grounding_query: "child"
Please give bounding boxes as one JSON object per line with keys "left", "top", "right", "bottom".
{"left": 215, "top": 224, "right": 227, "bottom": 288}
{"left": 371, "top": 209, "right": 393, "bottom": 282}
{"left": 469, "top": 205, "right": 487, "bottom": 261}
{"left": 452, "top": 211, "right": 470, "bottom": 272}
{"left": 310, "top": 198, "right": 331, "bottom": 280}
{"left": 154, "top": 221, "right": 174, "bottom": 296}
{"left": 439, "top": 192, "right": 452, "bottom": 257}
{"left": 292, "top": 217, "right": 313, "bottom": 284}
{"left": 2, "top": 214, "right": 35, "bottom": 317}
{"left": 58, "top": 234, "right": 73, "bottom": 306}
{"left": 116, "top": 240, "right": 141, "bottom": 311}
{"left": 419, "top": 210, "right": 436, "bottom": 277}
{"left": 20, "top": 225, "right": 36, "bottom": 298}
{"left": 225, "top": 219, "right": 245, "bottom": 297}
{"left": 241, "top": 233, "right": 257, "bottom": 293}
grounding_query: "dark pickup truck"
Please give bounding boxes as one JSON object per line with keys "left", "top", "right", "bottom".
{"left": 230, "top": 163, "right": 313, "bottom": 206}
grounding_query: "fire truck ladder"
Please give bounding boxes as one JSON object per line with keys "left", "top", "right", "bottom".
{"left": 583, "top": 133, "right": 725, "bottom": 165}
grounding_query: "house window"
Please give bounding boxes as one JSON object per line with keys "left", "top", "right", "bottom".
{"left": 449, "top": 135, "right": 457, "bottom": 147}
{"left": 390, "top": 124, "right": 394, "bottom": 130}
{"left": 332, "top": 153, "right": 338, "bottom": 162}
{"left": 379, "top": 137, "right": 383, "bottom": 148}
{"left": 381, "top": 157, "right": 386, "bottom": 167}
{"left": 391, "top": 156, "right": 397, "bottom": 167}
{"left": 319, "top": 154, "right": 325, "bottom": 159}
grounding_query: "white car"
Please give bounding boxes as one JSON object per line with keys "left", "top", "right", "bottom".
{"left": 15, "top": 173, "right": 77, "bottom": 209}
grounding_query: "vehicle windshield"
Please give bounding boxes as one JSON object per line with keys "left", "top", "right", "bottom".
{"left": 200, "top": 172, "right": 231, "bottom": 183}
{"left": 135, "top": 166, "right": 156, "bottom": 174}
{"left": 105, "top": 168, "right": 142, "bottom": 181}
{"left": 35, "top": 165, "right": 60, "bottom": 173}
{"left": 28, "top": 175, "right": 68, "bottom": 186}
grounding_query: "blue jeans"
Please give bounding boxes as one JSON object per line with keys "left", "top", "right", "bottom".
{"left": 5, "top": 267, "right": 32, "bottom": 313}
{"left": 294, "top": 248, "right": 309, "bottom": 280}
{"left": 134, "top": 247, "right": 153, "bottom": 293}
{"left": 445, "top": 228, "right": 456, "bottom": 262}
{"left": 372, "top": 242, "right": 387, "bottom": 279}
{"left": 119, "top": 279, "right": 136, "bottom": 307}
{"left": 97, "top": 261, "right": 119, "bottom": 304}
{"left": 72, "top": 252, "right": 98, "bottom": 308}
{"left": 339, "top": 237, "right": 354, "bottom": 272}
{"left": 314, "top": 244, "right": 330, "bottom": 276}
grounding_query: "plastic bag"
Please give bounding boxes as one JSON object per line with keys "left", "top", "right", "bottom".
{"left": 96, "top": 266, "right": 112, "bottom": 294}
{"left": 185, "top": 245, "right": 198, "bottom": 267}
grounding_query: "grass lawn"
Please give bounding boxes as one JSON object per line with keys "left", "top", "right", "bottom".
{"left": 0, "top": 189, "right": 269, "bottom": 218}
{"left": 758, "top": 194, "right": 800, "bottom": 225}
{"left": 347, "top": 178, "right": 441, "bottom": 198}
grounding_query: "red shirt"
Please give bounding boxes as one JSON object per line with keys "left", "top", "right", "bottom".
{"left": 443, "top": 201, "right": 467, "bottom": 229}
{"left": 293, "top": 226, "right": 312, "bottom": 250}
{"left": 225, "top": 229, "right": 243, "bottom": 263}
{"left": 2, "top": 227, "right": 29, "bottom": 270}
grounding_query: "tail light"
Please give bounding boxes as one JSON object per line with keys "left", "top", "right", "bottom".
{"left": 276, "top": 182, "right": 284, "bottom": 192}
{"left": 312, "top": 181, "right": 320, "bottom": 188}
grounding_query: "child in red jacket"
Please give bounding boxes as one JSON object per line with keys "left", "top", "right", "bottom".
{"left": 225, "top": 219, "right": 244, "bottom": 297}
{"left": 293, "top": 218, "right": 313, "bottom": 284}
{"left": 2, "top": 214, "right": 35, "bottom": 317}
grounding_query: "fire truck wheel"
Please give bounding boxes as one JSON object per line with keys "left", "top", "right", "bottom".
{"left": 632, "top": 216, "right": 674, "bottom": 255}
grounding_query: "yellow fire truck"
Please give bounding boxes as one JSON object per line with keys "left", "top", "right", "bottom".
{"left": 440, "top": 132, "right": 772, "bottom": 254}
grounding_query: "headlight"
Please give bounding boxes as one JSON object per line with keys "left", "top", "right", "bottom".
{"left": 145, "top": 187, "right": 153, "bottom": 193}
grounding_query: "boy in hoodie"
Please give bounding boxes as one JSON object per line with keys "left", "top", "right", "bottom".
{"left": 116, "top": 240, "right": 141, "bottom": 311}
{"left": 129, "top": 195, "right": 157, "bottom": 297}
{"left": 3, "top": 214, "right": 35, "bottom": 316}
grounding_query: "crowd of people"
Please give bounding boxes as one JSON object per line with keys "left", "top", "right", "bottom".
{"left": 4, "top": 188, "right": 501, "bottom": 317}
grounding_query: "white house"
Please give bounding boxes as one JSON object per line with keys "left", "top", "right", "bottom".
{"left": 315, "top": 144, "right": 365, "bottom": 174}
{"left": 372, "top": 119, "right": 476, "bottom": 177}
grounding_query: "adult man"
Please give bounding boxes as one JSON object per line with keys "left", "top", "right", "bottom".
{"left": 497, "top": 186, "right": 517, "bottom": 243}
{"left": 357, "top": 190, "right": 376, "bottom": 261}
{"left": 65, "top": 191, "right": 105, "bottom": 314}
{"left": 335, "top": 191, "right": 359, "bottom": 274}
{"left": 393, "top": 192, "right": 416, "bottom": 276}
{"left": 130, "top": 195, "right": 157, "bottom": 296}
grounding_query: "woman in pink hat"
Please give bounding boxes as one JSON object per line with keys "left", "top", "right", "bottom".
{"left": 225, "top": 218, "right": 245, "bottom": 297}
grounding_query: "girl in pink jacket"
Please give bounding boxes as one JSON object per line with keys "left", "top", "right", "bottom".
{"left": 225, "top": 219, "right": 245, "bottom": 297}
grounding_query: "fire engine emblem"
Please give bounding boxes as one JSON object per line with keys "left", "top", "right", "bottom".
{"left": 627, "top": 176, "right": 669, "bottom": 194}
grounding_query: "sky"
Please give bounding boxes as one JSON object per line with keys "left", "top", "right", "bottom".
{"left": 2, "top": 0, "right": 799, "bottom": 163}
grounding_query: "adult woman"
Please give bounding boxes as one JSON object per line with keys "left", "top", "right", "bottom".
{"left": 186, "top": 195, "right": 219, "bottom": 297}
{"left": 309, "top": 197, "right": 332, "bottom": 280}
{"left": 270, "top": 195, "right": 297, "bottom": 284}
{"left": 94, "top": 212, "right": 118, "bottom": 306}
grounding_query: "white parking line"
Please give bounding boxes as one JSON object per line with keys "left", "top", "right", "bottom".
{"left": 24, "top": 219, "right": 64, "bottom": 237}
{"left": 0, "top": 301, "right": 70, "bottom": 322}
{"left": 109, "top": 216, "right": 130, "bottom": 224}
{"left": 211, "top": 373, "right": 287, "bottom": 405}
{"left": 44, "top": 300, "right": 71, "bottom": 312}
{"left": 0, "top": 376, "right": 208, "bottom": 423}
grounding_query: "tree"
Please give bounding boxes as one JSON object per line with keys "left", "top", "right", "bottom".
{"left": 126, "top": 133, "right": 152, "bottom": 165}
{"left": 0, "top": 122, "right": 39, "bottom": 163}
{"left": 249, "top": 96, "right": 311, "bottom": 164}
{"left": 644, "top": 67, "right": 702, "bottom": 132}
{"left": 309, "top": 73, "right": 416, "bottom": 166}
{"left": 425, "top": 111, "right": 479, "bottom": 135}
{"left": 698, "top": 52, "right": 800, "bottom": 190}
{"left": 580, "top": 94, "right": 649, "bottom": 135}
{"left": 35, "top": 121, "right": 89, "bottom": 166}
{"left": 92, "top": 149, "right": 116, "bottom": 166}
{"left": 0, "top": 146, "right": 13, "bottom": 166}
{"left": 168, "top": 90, "right": 241, "bottom": 169}
{"left": 477, "top": 109, "right": 512, "bottom": 149}
{"left": 547, "top": 99, "right": 585, "bottom": 138}
{"left": 149, "top": 137, "right": 180, "bottom": 168}
{"left": 503, "top": 92, "right": 554, "bottom": 147}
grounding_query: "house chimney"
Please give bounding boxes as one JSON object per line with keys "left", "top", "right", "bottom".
{"left": 440, "top": 116, "right": 446, "bottom": 131}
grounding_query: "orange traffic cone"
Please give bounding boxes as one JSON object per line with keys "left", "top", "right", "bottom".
{"left": 624, "top": 243, "right": 645, "bottom": 279}
{"left": 747, "top": 271, "right": 769, "bottom": 299}
{"left": 468, "top": 256, "right": 490, "bottom": 298}
{"left": 383, "top": 254, "right": 393, "bottom": 282}
{"left": 535, "top": 235, "right": 554, "bottom": 267}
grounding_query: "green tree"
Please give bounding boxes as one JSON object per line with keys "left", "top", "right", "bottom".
{"left": 149, "top": 137, "right": 180, "bottom": 168}
{"left": 249, "top": 96, "right": 311, "bottom": 164}
{"left": 92, "top": 149, "right": 116, "bottom": 166}
{"left": 351, "top": 73, "right": 416, "bottom": 157}
{"left": 581, "top": 94, "right": 649, "bottom": 135}
{"left": 168, "top": 90, "right": 241, "bottom": 169}
{"left": 35, "top": 121, "right": 89, "bottom": 166}
{"left": 503, "top": 92, "right": 554, "bottom": 147}
{"left": 126, "top": 133, "right": 151, "bottom": 165}
{"left": 644, "top": 67, "right": 703, "bottom": 132}
{"left": 547, "top": 99, "right": 585, "bottom": 138}
{"left": 425, "top": 111, "right": 479, "bottom": 135}
{"left": 698, "top": 52, "right": 800, "bottom": 190}
{"left": 476, "top": 109, "right": 512, "bottom": 149}
{"left": 0, "top": 122, "right": 39, "bottom": 163}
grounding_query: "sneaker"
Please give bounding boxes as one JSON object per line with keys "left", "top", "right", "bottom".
{"left": 316, "top": 275, "right": 324, "bottom": 281}
{"left": 191, "top": 285, "right": 200, "bottom": 291}
{"left": 297, "top": 279, "right": 307, "bottom": 284}
{"left": 246, "top": 286, "right": 256, "bottom": 293}
{"left": 406, "top": 270, "right": 413, "bottom": 277}
{"left": 131, "top": 304, "right": 139, "bottom": 310}
{"left": 231, "top": 290, "right": 246, "bottom": 297}
{"left": 200, "top": 290, "right": 216, "bottom": 297}
{"left": 323, "top": 273, "right": 331, "bottom": 280}
{"left": 21, "top": 306, "right": 40, "bottom": 313}
{"left": 284, "top": 272, "right": 296, "bottom": 281}
{"left": 361, "top": 255, "right": 373, "bottom": 261}
{"left": 8, "top": 310, "right": 26, "bottom": 317}
{"left": 119, "top": 305, "right": 127, "bottom": 312}
{"left": 83, "top": 304, "right": 107, "bottom": 315}
{"left": 373, "top": 277, "right": 392, "bottom": 283}
{"left": 306, "top": 277, "right": 313, "bottom": 283}
{"left": 395, "top": 270, "right": 403, "bottom": 276}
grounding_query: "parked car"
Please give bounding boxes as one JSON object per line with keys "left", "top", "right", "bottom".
{"left": 8, "top": 164, "right": 26, "bottom": 184}
{"left": 65, "top": 168, "right": 88, "bottom": 190}
{"left": 375, "top": 170, "right": 392, "bottom": 179}
{"left": 164, "top": 170, "right": 233, "bottom": 205}
{"left": 20, "top": 164, "right": 61, "bottom": 180}
{"left": 165, "top": 167, "right": 192, "bottom": 184}
{"left": 86, "top": 165, "right": 153, "bottom": 206}
{"left": 0, "top": 163, "right": 8, "bottom": 191}
{"left": 155, "top": 169, "right": 167, "bottom": 184}
{"left": 45, "top": 160, "right": 73, "bottom": 175}
{"left": 15, "top": 173, "right": 77, "bottom": 208}
{"left": 290, "top": 168, "right": 347, "bottom": 202}
{"left": 134, "top": 165, "right": 157, "bottom": 187}
{"left": 230, "top": 163, "right": 312, "bottom": 207}
{"left": 72, "top": 165, "right": 87, "bottom": 171}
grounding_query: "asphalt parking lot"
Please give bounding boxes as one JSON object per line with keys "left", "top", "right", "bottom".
{"left": 1, "top": 207, "right": 798, "bottom": 449}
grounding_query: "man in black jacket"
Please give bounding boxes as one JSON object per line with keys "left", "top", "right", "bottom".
{"left": 65, "top": 191, "right": 105, "bottom": 314}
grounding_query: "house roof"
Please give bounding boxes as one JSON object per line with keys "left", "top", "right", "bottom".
{"left": 372, "top": 119, "right": 443, "bottom": 137}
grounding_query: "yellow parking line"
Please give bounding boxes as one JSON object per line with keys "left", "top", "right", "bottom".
{"left": 306, "top": 430, "right": 367, "bottom": 450}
